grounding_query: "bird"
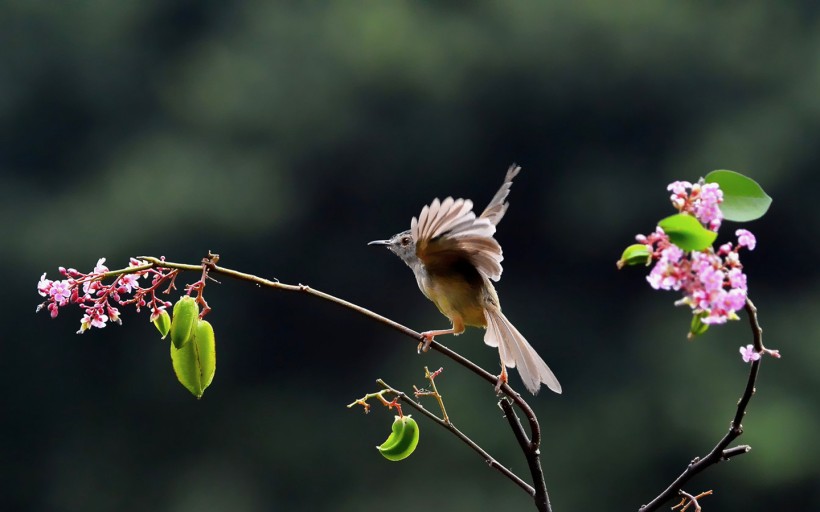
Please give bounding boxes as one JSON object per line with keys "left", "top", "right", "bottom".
{"left": 368, "top": 165, "right": 561, "bottom": 394}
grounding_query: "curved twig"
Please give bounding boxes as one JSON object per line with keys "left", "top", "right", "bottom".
{"left": 499, "top": 398, "right": 551, "bottom": 512}
{"left": 639, "top": 297, "right": 764, "bottom": 511}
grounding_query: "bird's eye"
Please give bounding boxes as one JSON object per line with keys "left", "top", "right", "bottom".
{"left": 401, "top": 236, "right": 412, "bottom": 246}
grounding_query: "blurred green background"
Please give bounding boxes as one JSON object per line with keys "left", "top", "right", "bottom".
{"left": 3, "top": 1, "right": 819, "bottom": 511}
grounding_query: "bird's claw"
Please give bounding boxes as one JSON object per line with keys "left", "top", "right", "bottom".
{"left": 494, "top": 365, "right": 509, "bottom": 394}
{"left": 417, "top": 332, "right": 435, "bottom": 353}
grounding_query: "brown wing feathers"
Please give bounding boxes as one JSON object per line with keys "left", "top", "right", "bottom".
{"left": 412, "top": 197, "right": 503, "bottom": 281}
{"left": 479, "top": 164, "right": 521, "bottom": 226}
{"left": 411, "top": 167, "right": 522, "bottom": 282}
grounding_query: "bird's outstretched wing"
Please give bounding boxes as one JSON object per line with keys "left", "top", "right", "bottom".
{"left": 411, "top": 197, "right": 504, "bottom": 281}
{"left": 479, "top": 164, "right": 521, "bottom": 226}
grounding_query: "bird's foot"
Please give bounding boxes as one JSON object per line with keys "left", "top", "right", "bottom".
{"left": 417, "top": 332, "right": 436, "bottom": 353}
{"left": 494, "top": 365, "right": 509, "bottom": 394}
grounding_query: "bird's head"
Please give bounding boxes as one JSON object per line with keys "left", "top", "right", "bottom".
{"left": 368, "top": 230, "right": 419, "bottom": 267}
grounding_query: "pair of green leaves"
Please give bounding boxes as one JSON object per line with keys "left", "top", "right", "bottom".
{"left": 154, "top": 296, "right": 216, "bottom": 399}
{"left": 660, "top": 170, "right": 771, "bottom": 252}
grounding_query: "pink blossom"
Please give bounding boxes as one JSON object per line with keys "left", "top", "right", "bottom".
{"left": 698, "top": 266, "right": 723, "bottom": 292}
{"left": 665, "top": 179, "right": 724, "bottom": 230}
{"left": 727, "top": 268, "right": 747, "bottom": 291}
{"left": 49, "top": 280, "right": 72, "bottom": 305}
{"left": 82, "top": 279, "right": 101, "bottom": 297}
{"left": 37, "top": 273, "right": 52, "bottom": 296}
{"left": 667, "top": 181, "right": 692, "bottom": 195}
{"left": 693, "top": 183, "right": 723, "bottom": 230}
{"left": 724, "top": 288, "right": 747, "bottom": 311}
{"left": 107, "top": 306, "right": 121, "bottom": 324}
{"left": 78, "top": 307, "right": 109, "bottom": 333}
{"left": 93, "top": 258, "right": 109, "bottom": 274}
{"left": 740, "top": 344, "right": 760, "bottom": 363}
{"left": 120, "top": 274, "right": 140, "bottom": 293}
{"left": 667, "top": 181, "right": 692, "bottom": 210}
{"left": 736, "top": 229, "right": 756, "bottom": 250}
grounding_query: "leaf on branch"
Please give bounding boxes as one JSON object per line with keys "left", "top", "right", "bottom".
{"left": 657, "top": 214, "right": 717, "bottom": 251}
{"left": 705, "top": 170, "right": 772, "bottom": 222}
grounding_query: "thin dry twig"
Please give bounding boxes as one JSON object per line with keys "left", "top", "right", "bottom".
{"left": 672, "top": 490, "right": 713, "bottom": 512}
{"left": 377, "top": 379, "right": 536, "bottom": 497}
{"left": 639, "top": 297, "right": 765, "bottom": 511}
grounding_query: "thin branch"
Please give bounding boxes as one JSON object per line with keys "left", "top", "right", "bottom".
{"left": 133, "top": 257, "right": 543, "bottom": 441}
{"left": 129, "top": 256, "right": 549, "bottom": 503}
{"left": 722, "top": 445, "right": 751, "bottom": 459}
{"left": 673, "top": 489, "right": 712, "bottom": 512}
{"left": 499, "top": 399, "right": 552, "bottom": 512}
{"left": 415, "top": 367, "right": 450, "bottom": 424}
{"left": 377, "top": 379, "right": 535, "bottom": 496}
{"left": 639, "top": 297, "right": 764, "bottom": 511}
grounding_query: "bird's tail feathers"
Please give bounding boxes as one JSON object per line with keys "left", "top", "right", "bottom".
{"left": 484, "top": 307, "right": 562, "bottom": 394}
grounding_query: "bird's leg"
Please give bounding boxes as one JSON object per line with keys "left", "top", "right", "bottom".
{"left": 418, "top": 328, "right": 457, "bottom": 353}
{"left": 418, "top": 317, "right": 465, "bottom": 353}
{"left": 494, "top": 363, "right": 508, "bottom": 393}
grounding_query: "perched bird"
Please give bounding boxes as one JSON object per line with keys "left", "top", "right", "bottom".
{"left": 369, "top": 165, "right": 561, "bottom": 394}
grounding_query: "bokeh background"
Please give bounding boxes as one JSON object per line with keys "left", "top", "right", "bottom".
{"left": 3, "top": 2, "right": 819, "bottom": 511}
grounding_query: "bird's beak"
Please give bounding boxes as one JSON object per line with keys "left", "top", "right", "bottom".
{"left": 368, "top": 239, "right": 390, "bottom": 246}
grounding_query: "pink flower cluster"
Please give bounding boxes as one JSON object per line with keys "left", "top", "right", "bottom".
{"left": 667, "top": 180, "right": 724, "bottom": 231}
{"left": 636, "top": 180, "right": 755, "bottom": 326}
{"left": 37, "top": 257, "right": 173, "bottom": 334}
{"left": 641, "top": 227, "right": 755, "bottom": 325}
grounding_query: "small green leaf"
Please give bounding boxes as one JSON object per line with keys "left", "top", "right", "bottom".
{"left": 617, "top": 244, "right": 652, "bottom": 269}
{"left": 705, "top": 170, "right": 772, "bottom": 222}
{"left": 170, "top": 319, "right": 216, "bottom": 398}
{"left": 658, "top": 214, "right": 717, "bottom": 251}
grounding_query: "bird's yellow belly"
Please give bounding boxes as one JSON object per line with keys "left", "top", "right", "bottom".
{"left": 424, "top": 274, "right": 488, "bottom": 328}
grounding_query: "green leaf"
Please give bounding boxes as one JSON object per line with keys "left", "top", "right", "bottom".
{"left": 705, "top": 170, "right": 772, "bottom": 222}
{"left": 170, "top": 319, "right": 216, "bottom": 398}
{"left": 658, "top": 214, "right": 717, "bottom": 251}
{"left": 616, "top": 244, "right": 652, "bottom": 269}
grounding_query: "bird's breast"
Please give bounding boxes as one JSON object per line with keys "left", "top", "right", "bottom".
{"left": 417, "top": 266, "right": 489, "bottom": 328}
